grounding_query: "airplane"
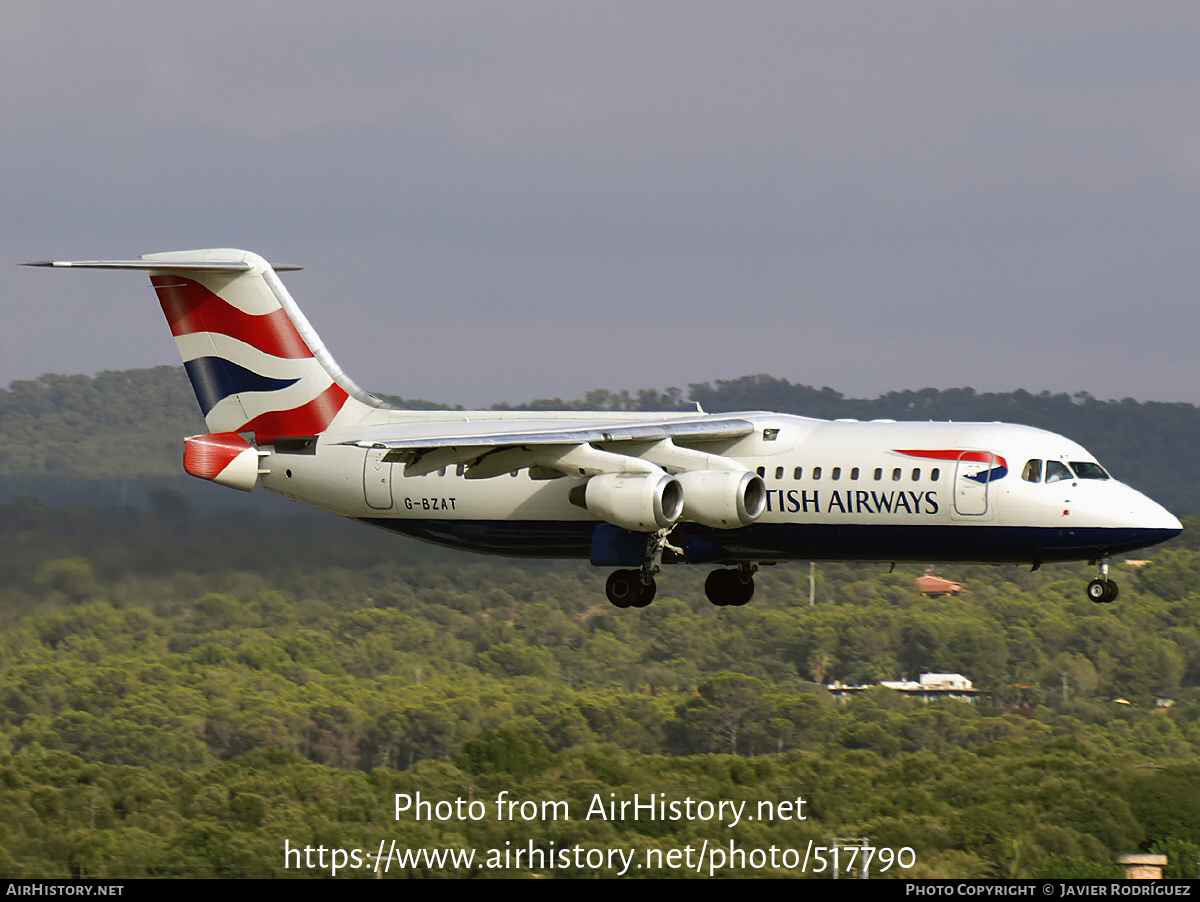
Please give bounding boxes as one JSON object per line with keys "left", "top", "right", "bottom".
{"left": 27, "top": 248, "right": 1182, "bottom": 607}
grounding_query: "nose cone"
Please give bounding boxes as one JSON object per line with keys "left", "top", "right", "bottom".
{"left": 1128, "top": 488, "right": 1183, "bottom": 532}
{"left": 1108, "top": 484, "right": 1182, "bottom": 550}
{"left": 1152, "top": 505, "right": 1184, "bottom": 535}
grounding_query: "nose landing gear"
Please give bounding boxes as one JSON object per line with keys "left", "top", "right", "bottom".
{"left": 1087, "top": 558, "right": 1119, "bottom": 603}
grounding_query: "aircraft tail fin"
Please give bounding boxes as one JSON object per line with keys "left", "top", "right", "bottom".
{"left": 28, "top": 249, "right": 385, "bottom": 443}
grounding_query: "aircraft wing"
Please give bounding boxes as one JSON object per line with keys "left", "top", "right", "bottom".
{"left": 347, "top": 415, "right": 757, "bottom": 449}
{"left": 338, "top": 414, "right": 761, "bottom": 479}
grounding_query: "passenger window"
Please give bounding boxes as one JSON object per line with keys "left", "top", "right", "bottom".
{"left": 1071, "top": 462, "right": 1110, "bottom": 480}
{"left": 456, "top": 463, "right": 466, "bottom": 477}
{"left": 850, "top": 467, "right": 860, "bottom": 480}
{"left": 793, "top": 467, "right": 803, "bottom": 480}
{"left": 832, "top": 467, "right": 841, "bottom": 480}
{"left": 813, "top": 467, "right": 822, "bottom": 480}
{"left": 931, "top": 468, "right": 940, "bottom": 481}
{"left": 757, "top": 466, "right": 765, "bottom": 478}
{"left": 874, "top": 468, "right": 883, "bottom": 481}
{"left": 1022, "top": 460, "right": 1042, "bottom": 483}
{"left": 912, "top": 468, "right": 921, "bottom": 481}
{"left": 775, "top": 466, "right": 784, "bottom": 480}
{"left": 1045, "top": 461, "right": 1073, "bottom": 484}
{"left": 892, "top": 468, "right": 902, "bottom": 481}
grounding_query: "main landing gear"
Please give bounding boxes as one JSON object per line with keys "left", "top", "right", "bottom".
{"left": 704, "top": 564, "right": 756, "bottom": 607}
{"left": 605, "top": 569, "right": 655, "bottom": 608}
{"left": 605, "top": 528, "right": 678, "bottom": 609}
{"left": 602, "top": 529, "right": 759, "bottom": 608}
{"left": 1087, "top": 558, "right": 1119, "bottom": 604}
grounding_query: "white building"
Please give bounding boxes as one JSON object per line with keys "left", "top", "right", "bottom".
{"left": 829, "top": 673, "right": 980, "bottom": 703}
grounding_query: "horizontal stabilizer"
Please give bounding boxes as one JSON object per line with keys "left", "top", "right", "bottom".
{"left": 23, "top": 260, "right": 301, "bottom": 271}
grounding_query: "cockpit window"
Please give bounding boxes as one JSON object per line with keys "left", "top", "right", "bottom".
{"left": 1045, "top": 460, "right": 1073, "bottom": 484}
{"left": 1070, "top": 461, "right": 1109, "bottom": 480}
{"left": 1022, "top": 459, "right": 1042, "bottom": 483}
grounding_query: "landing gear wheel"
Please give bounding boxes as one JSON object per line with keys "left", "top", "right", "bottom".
{"left": 705, "top": 569, "right": 755, "bottom": 607}
{"left": 606, "top": 570, "right": 655, "bottom": 608}
{"left": 631, "top": 579, "right": 656, "bottom": 608}
{"left": 1087, "top": 579, "right": 1119, "bottom": 604}
{"left": 705, "top": 568, "right": 732, "bottom": 605}
{"left": 732, "top": 580, "right": 754, "bottom": 606}
{"left": 606, "top": 570, "right": 640, "bottom": 608}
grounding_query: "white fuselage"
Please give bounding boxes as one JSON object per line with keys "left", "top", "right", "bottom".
{"left": 259, "top": 412, "right": 1181, "bottom": 566}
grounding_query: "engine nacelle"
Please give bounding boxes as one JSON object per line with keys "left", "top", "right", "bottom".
{"left": 676, "top": 469, "right": 766, "bottom": 528}
{"left": 183, "top": 432, "right": 260, "bottom": 492}
{"left": 569, "top": 472, "right": 684, "bottom": 532}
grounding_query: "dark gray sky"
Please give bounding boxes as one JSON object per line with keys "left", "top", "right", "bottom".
{"left": 4, "top": 2, "right": 1199, "bottom": 407}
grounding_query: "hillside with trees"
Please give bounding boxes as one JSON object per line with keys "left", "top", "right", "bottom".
{"left": 1, "top": 367, "right": 1199, "bottom": 878}
{"left": 0, "top": 499, "right": 1199, "bottom": 877}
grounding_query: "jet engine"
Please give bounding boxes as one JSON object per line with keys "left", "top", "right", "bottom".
{"left": 676, "top": 469, "right": 766, "bottom": 528}
{"left": 569, "top": 472, "right": 684, "bottom": 532}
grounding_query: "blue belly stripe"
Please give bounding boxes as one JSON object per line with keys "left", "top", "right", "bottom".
{"left": 356, "top": 518, "right": 1180, "bottom": 565}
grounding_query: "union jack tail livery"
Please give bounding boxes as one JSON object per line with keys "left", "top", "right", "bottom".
{"left": 142, "top": 248, "right": 384, "bottom": 442}
{"left": 34, "top": 249, "right": 383, "bottom": 443}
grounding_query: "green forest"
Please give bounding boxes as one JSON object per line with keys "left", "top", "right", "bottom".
{"left": 1, "top": 368, "right": 1199, "bottom": 878}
